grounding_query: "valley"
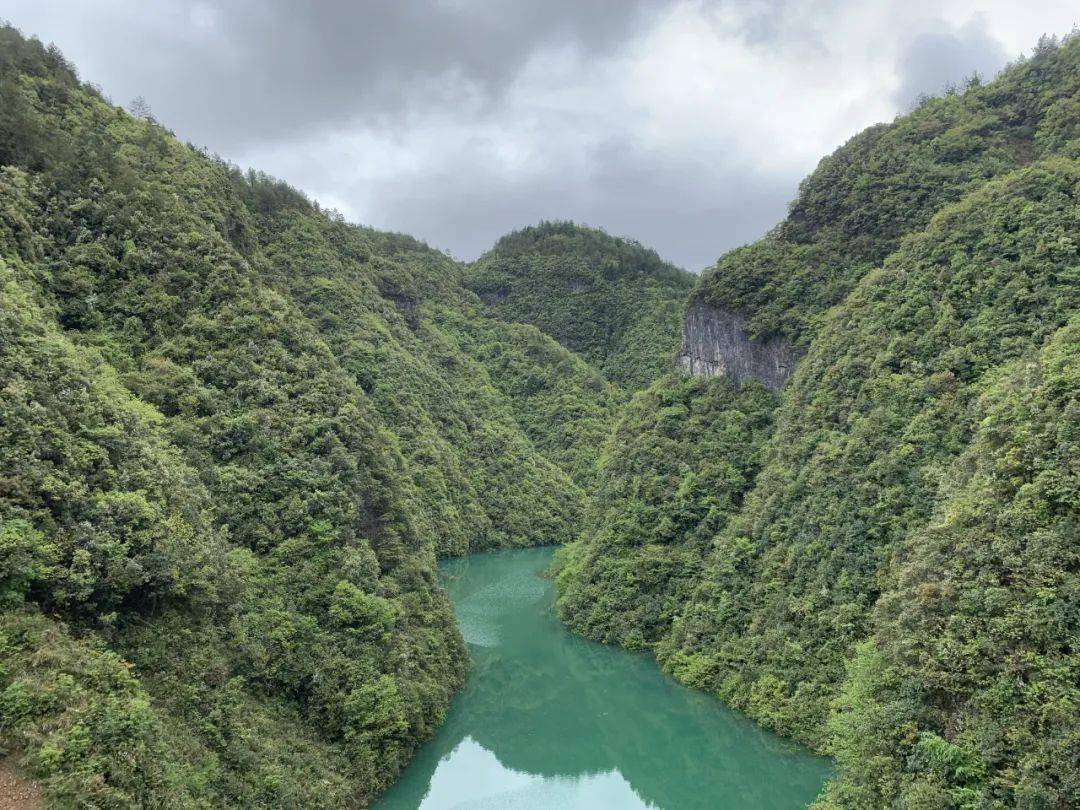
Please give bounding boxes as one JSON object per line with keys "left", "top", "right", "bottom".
{"left": 0, "top": 21, "right": 1076, "bottom": 810}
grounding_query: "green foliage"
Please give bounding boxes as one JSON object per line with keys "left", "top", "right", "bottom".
{"left": 661, "top": 157, "right": 1078, "bottom": 754}
{"left": 0, "top": 23, "right": 620, "bottom": 806}
{"left": 0, "top": 608, "right": 193, "bottom": 808}
{"left": 0, "top": 521, "right": 56, "bottom": 607}
{"left": 819, "top": 319, "right": 1080, "bottom": 808}
{"left": 329, "top": 581, "right": 396, "bottom": 638}
{"left": 467, "top": 221, "right": 695, "bottom": 389}
{"left": 558, "top": 33, "right": 1080, "bottom": 809}
{"left": 694, "top": 36, "right": 1080, "bottom": 346}
{"left": 555, "top": 373, "right": 774, "bottom": 649}
{"left": 427, "top": 302, "right": 620, "bottom": 490}
{"left": 246, "top": 206, "right": 618, "bottom": 553}
{"left": 0, "top": 253, "right": 223, "bottom": 618}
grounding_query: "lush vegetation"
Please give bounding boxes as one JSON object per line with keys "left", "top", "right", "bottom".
{"left": 560, "top": 33, "right": 1080, "bottom": 809}
{"left": 661, "top": 154, "right": 1078, "bottom": 777}
{"left": 555, "top": 374, "right": 774, "bottom": 650}
{"left": 245, "top": 200, "right": 620, "bottom": 554}
{"left": 0, "top": 26, "right": 621, "bottom": 806}
{"left": 822, "top": 316, "right": 1078, "bottom": 807}
{"left": 3, "top": 18, "right": 1078, "bottom": 810}
{"left": 693, "top": 33, "right": 1080, "bottom": 347}
{"left": 466, "top": 222, "right": 695, "bottom": 389}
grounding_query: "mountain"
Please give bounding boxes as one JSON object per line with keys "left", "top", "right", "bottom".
{"left": 689, "top": 34, "right": 1080, "bottom": 349}
{"left": 558, "top": 33, "right": 1080, "bottom": 808}
{"left": 825, "top": 316, "right": 1078, "bottom": 806}
{"left": 555, "top": 373, "right": 776, "bottom": 650}
{"left": 0, "top": 26, "right": 620, "bottom": 805}
{"left": 2, "top": 20, "right": 1078, "bottom": 810}
{"left": 466, "top": 222, "right": 696, "bottom": 389}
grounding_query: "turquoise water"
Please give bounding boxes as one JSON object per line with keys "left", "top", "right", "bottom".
{"left": 374, "top": 547, "right": 831, "bottom": 809}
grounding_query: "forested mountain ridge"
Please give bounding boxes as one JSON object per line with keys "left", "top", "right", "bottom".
{"left": 466, "top": 222, "right": 696, "bottom": 390}
{"left": 691, "top": 33, "right": 1080, "bottom": 348}
{"left": 2, "top": 19, "right": 1078, "bottom": 810}
{"left": 242, "top": 193, "right": 621, "bottom": 552}
{"left": 558, "top": 33, "right": 1080, "bottom": 808}
{"left": 0, "top": 26, "right": 623, "bottom": 806}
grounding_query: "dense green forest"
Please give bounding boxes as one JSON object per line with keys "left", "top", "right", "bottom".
{"left": 559, "top": 33, "right": 1080, "bottom": 809}
{"left": 467, "top": 222, "right": 695, "bottom": 389}
{"left": 554, "top": 374, "right": 775, "bottom": 650}
{"left": 0, "top": 25, "right": 627, "bottom": 806}
{"left": 2, "top": 18, "right": 1078, "bottom": 810}
{"left": 692, "top": 34, "right": 1080, "bottom": 347}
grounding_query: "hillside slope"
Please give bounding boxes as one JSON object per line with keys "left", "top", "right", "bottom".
{"left": 244, "top": 191, "right": 620, "bottom": 552}
{"left": 691, "top": 34, "right": 1080, "bottom": 348}
{"left": 823, "top": 316, "right": 1078, "bottom": 807}
{"left": 559, "top": 33, "right": 1080, "bottom": 808}
{"left": 555, "top": 373, "right": 775, "bottom": 650}
{"left": 0, "top": 27, "right": 620, "bottom": 806}
{"left": 466, "top": 222, "right": 696, "bottom": 389}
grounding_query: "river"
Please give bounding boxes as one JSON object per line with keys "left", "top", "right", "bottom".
{"left": 374, "top": 547, "right": 831, "bottom": 809}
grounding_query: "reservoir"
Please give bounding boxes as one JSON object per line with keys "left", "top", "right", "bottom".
{"left": 374, "top": 547, "right": 831, "bottom": 809}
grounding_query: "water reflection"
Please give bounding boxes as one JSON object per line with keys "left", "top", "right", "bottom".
{"left": 374, "top": 548, "right": 830, "bottom": 809}
{"left": 417, "top": 737, "right": 652, "bottom": 809}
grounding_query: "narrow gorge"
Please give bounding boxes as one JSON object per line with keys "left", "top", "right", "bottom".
{"left": 1, "top": 19, "right": 1078, "bottom": 810}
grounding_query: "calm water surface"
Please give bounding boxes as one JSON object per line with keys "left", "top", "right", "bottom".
{"left": 374, "top": 547, "right": 831, "bottom": 809}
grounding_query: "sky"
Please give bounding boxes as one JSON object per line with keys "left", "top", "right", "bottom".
{"left": 3, "top": 2, "right": 1077, "bottom": 271}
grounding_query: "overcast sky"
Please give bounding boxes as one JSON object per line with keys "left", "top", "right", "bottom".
{"left": 3, "top": 2, "right": 1077, "bottom": 270}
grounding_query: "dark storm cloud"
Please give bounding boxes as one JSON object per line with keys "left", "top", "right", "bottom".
{"left": 892, "top": 16, "right": 1010, "bottom": 108}
{"left": 11, "top": 0, "right": 784, "bottom": 268}
{"left": 9, "top": 0, "right": 676, "bottom": 151}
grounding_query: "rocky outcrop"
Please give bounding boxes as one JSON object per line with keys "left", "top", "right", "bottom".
{"left": 676, "top": 301, "right": 800, "bottom": 391}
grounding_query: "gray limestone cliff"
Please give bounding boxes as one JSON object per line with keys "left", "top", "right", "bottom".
{"left": 676, "top": 301, "right": 800, "bottom": 391}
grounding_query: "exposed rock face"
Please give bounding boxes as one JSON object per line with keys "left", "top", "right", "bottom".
{"left": 676, "top": 301, "right": 800, "bottom": 391}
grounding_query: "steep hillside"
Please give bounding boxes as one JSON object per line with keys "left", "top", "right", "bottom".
{"left": 688, "top": 33, "right": 1080, "bottom": 350}
{"left": 241, "top": 189, "right": 620, "bottom": 552}
{"left": 555, "top": 373, "right": 775, "bottom": 649}
{"left": 1, "top": 160, "right": 463, "bottom": 806}
{"left": 661, "top": 155, "right": 1078, "bottom": 743}
{"left": 466, "top": 222, "right": 696, "bottom": 389}
{"left": 822, "top": 316, "right": 1078, "bottom": 807}
{"left": 0, "top": 27, "right": 618, "bottom": 806}
{"left": 559, "top": 33, "right": 1080, "bottom": 808}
